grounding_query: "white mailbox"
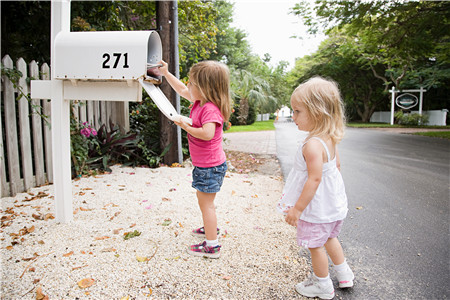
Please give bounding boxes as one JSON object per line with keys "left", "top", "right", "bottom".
{"left": 42, "top": 30, "right": 163, "bottom": 102}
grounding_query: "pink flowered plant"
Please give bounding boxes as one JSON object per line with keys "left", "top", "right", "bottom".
{"left": 80, "top": 122, "right": 97, "bottom": 138}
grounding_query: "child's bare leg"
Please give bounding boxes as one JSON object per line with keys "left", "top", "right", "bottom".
{"left": 309, "top": 247, "right": 329, "bottom": 278}
{"left": 197, "top": 191, "right": 217, "bottom": 241}
{"left": 324, "top": 237, "right": 345, "bottom": 265}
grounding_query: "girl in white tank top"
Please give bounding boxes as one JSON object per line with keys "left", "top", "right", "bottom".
{"left": 278, "top": 77, "right": 354, "bottom": 299}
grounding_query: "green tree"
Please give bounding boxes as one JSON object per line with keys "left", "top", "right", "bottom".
{"left": 178, "top": 0, "right": 219, "bottom": 77}
{"left": 231, "top": 69, "right": 276, "bottom": 124}
{"left": 291, "top": 0, "right": 450, "bottom": 118}
{"left": 208, "top": 0, "right": 253, "bottom": 70}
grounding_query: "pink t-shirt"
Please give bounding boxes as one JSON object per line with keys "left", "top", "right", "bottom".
{"left": 188, "top": 101, "right": 226, "bottom": 168}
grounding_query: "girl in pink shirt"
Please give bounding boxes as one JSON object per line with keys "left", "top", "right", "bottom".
{"left": 158, "top": 60, "right": 232, "bottom": 258}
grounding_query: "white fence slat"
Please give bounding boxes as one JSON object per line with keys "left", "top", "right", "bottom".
{"left": 93, "top": 101, "right": 100, "bottom": 129}
{"left": 17, "top": 58, "right": 34, "bottom": 190}
{"left": 41, "top": 63, "right": 53, "bottom": 183}
{"left": 87, "top": 100, "right": 94, "bottom": 126}
{"left": 80, "top": 101, "right": 87, "bottom": 124}
{"left": 101, "top": 101, "right": 107, "bottom": 128}
{"left": 0, "top": 73, "right": 7, "bottom": 197}
{"left": 30, "top": 60, "right": 46, "bottom": 186}
{"left": 2, "top": 55, "right": 21, "bottom": 195}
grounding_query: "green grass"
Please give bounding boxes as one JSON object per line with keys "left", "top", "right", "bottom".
{"left": 225, "top": 120, "right": 275, "bottom": 133}
{"left": 347, "top": 122, "right": 450, "bottom": 129}
{"left": 412, "top": 131, "right": 450, "bottom": 139}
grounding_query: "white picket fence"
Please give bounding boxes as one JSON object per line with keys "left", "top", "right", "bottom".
{"left": 1, "top": 55, "right": 130, "bottom": 197}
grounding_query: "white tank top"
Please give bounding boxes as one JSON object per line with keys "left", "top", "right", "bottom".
{"left": 277, "top": 137, "right": 348, "bottom": 223}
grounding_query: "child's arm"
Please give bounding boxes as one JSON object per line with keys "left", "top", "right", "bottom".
{"left": 175, "top": 120, "right": 216, "bottom": 141}
{"left": 158, "top": 61, "right": 192, "bottom": 101}
{"left": 285, "top": 140, "right": 324, "bottom": 227}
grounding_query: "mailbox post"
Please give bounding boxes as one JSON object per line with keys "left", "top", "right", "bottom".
{"left": 31, "top": 0, "right": 165, "bottom": 223}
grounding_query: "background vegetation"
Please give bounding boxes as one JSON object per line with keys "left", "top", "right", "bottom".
{"left": 1, "top": 0, "right": 448, "bottom": 173}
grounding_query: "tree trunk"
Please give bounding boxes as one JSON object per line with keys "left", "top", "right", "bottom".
{"left": 238, "top": 98, "right": 249, "bottom": 125}
{"left": 157, "top": 1, "right": 179, "bottom": 165}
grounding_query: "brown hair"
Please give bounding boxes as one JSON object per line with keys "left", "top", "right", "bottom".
{"left": 188, "top": 61, "right": 233, "bottom": 121}
{"left": 291, "top": 76, "right": 346, "bottom": 144}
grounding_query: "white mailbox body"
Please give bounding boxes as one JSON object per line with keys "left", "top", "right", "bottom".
{"left": 55, "top": 31, "right": 161, "bottom": 81}
{"left": 34, "top": 30, "right": 163, "bottom": 102}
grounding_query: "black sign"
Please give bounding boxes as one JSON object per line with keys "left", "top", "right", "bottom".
{"left": 396, "top": 93, "right": 418, "bottom": 109}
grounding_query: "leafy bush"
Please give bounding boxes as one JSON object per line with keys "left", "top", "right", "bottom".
{"left": 230, "top": 101, "right": 257, "bottom": 125}
{"left": 87, "top": 120, "right": 143, "bottom": 172}
{"left": 394, "top": 111, "right": 429, "bottom": 126}
{"left": 129, "top": 94, "right": 190, "bottom": 165}
{"left": 70, "top": 119, "right": 98, "bottom": 177}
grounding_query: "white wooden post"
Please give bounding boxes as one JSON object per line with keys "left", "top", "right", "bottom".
{"left": 31, "top": 1, "right": 163, "bottom": 223}
{"left": 51, "top": 0, "right": 73, "bottom": 223}
{"left": 390, "top": 86, "right": 396, "bottom": 125}
{"left": 418, "top": 87, "right": 424, "bottom": 116}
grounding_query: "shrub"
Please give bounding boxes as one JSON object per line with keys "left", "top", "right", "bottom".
{"left": 70, "top": 119, "right": 98, "bottom": 177}
{"left": 86, "top": 120, "right": 143, "bottom": 172}
{"left": 230, "top": 101, "right": 257, "bottom": 126}
{"left": 395, "top": 111, "right": 429, "bottom": 126}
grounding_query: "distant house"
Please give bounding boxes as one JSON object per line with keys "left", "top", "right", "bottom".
{"left": 277, "top": 106, "right": 291, "bottom": 118}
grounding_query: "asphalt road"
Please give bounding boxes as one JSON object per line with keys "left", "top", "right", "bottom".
{"left": 275, "top": 122, "right": 450, "bottom": 299}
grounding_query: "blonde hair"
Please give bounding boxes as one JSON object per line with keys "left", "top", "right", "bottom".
{"left": 291, "top": 76, "right": 346, "bottom": 144}
{"left": 189, "top": 61, "right": 233, "bottom": 121}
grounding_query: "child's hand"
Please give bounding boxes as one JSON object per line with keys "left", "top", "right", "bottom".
{"left": 158, "top": 60, "right": 169, "bottom": 76}
{"left": 285, "top": 207, "right": 302, "bottom": 227}
{"left": 173, "top": 117, "right": 191, "bottom": 131}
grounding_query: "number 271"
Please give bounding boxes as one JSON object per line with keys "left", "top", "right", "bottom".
{"left": 102, "top": 53, "right": 129, "bottom": 69}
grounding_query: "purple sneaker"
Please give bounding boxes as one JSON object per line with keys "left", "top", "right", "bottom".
{"left": 187, "top": 241, "right": 221, "bottom": 259}
{"left": 191, "top": 226, "right": 220, "bottom": 237}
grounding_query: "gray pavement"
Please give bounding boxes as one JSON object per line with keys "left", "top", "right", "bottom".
{"left": 223, "top": 130, "right": 277, "bottom": 155}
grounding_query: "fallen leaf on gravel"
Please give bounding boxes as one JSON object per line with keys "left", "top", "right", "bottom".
{"left": 165, "top": 256, "right": 180, "bottom": 261}
{"left": 162, "top": 219, "right": 172, "bottom": 226}
{"left": 95, "top": 236, "right": 110, "bottom": 240}
{"left": 231, "top": 190, "right": 236, "bottom": 196}
{"left": 63, "top": 251, "right": 74, "bottom": 257}
{"left": 110, "top": 212, "right": 121, "bottom": 220}
{"left": 32, "top": 214, "right": 43, "bottom": 220}
{"left": 162, "top": 197, "right": 171, "bottom": 202}
{"left": 101, "top": 248, "right": 116, "bottom": 252}
{"left": 36, "top": 286, "right": 48, "bottom": 300}
{"left": 136, "top": 255, "right": 148, "bottom": 262}
{"left": 44, "top": 213, "right": 54, "bottom": 220}
{"left": 120, "top": 296, "right": 130, "bottom": 300}
{"left": 143, "top": 288, "right": 153, "bottom": 296}
{"left": 123, "top": 230, "right": 141, "bottom": 240}
{"left": 223, "top": 275, "right": 232, "bottom": 280}
{"left": 79, "top": 207, "right": 92, "bottom": 211}
{"left": 78, "top": 278, "right": 95, "bottom": 289}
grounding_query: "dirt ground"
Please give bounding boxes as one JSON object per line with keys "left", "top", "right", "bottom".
{"left": 225, "top": 150, "right": 282, "bottom": 178}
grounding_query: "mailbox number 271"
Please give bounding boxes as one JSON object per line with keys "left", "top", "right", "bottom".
{"left": 102, "top": 53, "right": 129, "bottom": 69}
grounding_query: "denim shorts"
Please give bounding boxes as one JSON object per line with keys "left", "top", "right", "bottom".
{"left": 297, "top": 219, "right": 344, "bottom": 248}
{"left": 192, "top": 161, "right": 228, "bottom": 193}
